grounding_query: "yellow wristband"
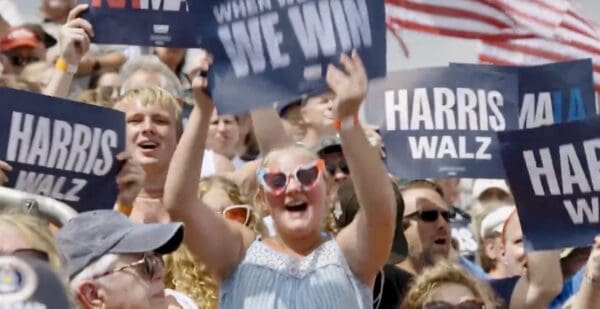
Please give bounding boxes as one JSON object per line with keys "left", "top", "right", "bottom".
{"left": 55, "top": 58, "right": 78, "bottom": 74}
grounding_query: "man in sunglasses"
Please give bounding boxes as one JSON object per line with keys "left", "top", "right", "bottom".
{"left": 397, "top": 180, "right": 454, "bottom": 275}
{"left": 0, "top": 25, "right": 54, "bottom": 75}
{"left": 56, "top": 210, "right": 185, "bottom": 309}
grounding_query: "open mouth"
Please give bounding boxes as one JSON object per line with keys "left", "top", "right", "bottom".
{"left": 285, "top": 201, "right": 308, "bottom": 212}
{"left": 434, "top": 238, "right": 448, "bottom": 246}
{"left": 138, "top": 141, "right": 159, "bottom": 150}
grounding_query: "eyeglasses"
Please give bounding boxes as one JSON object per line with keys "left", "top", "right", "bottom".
{"left": 325, "top": 160, "right": 349, "bottom": 176}
{"left": 94, "top": 253, "right": 164, "bottom": 280}
{"left": 257, "top": 160, "right": 324, "bottom": 195}
{"left": 1, "top": 249, "right": 49, "bottom": 262}
{"left": 5, "top": 53, "right": 40, "bottom": 67}
{"left": 423, "top": 300, "right": 485, "bottom": 309}
{"left": 406, "top": 209, "right": 455, "bottom": 223}
{"left": 218, "top": 205, "right": 252, "bottom": 226}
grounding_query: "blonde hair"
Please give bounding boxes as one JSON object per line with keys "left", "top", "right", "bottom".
{"left": 114, "top": 86, "right": 183, "bottom": 139}
{"left": 402, "top": 262, "right": 498, "bottom": 309}
{"left": 0, "top": 75, "right": 41, "bottom": 93}
{"left": 164, "top": 245, "right": 218, "bottom": 309}
{"left": 198, "top": 175, "right": 266, "bottom": 235}
{"left": 0, "top": 207, "right": 61, "bottom": 270}
{"left": 254, "top": 144, "right": 338, "bottom": 234}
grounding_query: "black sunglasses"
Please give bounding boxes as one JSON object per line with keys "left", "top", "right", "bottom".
{"left": 5, "top": 53, "right": 40, "bottom": 67}
{"left": 2, "top": 248, "right": 49, "bottom": 262}
{"left": 325, "top": 161, "right": 350, "bottom": 175}
{"left": 408, "top": 209, "right": 455, "bottom": 223}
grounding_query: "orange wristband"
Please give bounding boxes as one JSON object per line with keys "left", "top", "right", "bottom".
{"left": 115, "top": 203, "right": 133, "bottom": 216}
{"left": 333, "top": 114, "right": 359, "bottom": 131}
{"left": 55, "top": 58, "right": 78, "bottom": 74}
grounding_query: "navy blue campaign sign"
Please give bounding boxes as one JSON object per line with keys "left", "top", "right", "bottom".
{"left": 498, "top": 116, "right": 600, "bottom": 251}
{"left": 369, "top": 67, "right": 519, "bottom": 179}
{"left": 0, "top": 88, "right": 125, "bottom": 212}
{"left": 80, "top": 0, "right": 386, "bottom": 114}
{"left": 451, "top": 60, "right": 596, "bottom": 129}
{"left": 77, "top": 0, "right": 199, "bottom": 47}
{"left": 206, "top": 0, "right": 386, "bottom": 114}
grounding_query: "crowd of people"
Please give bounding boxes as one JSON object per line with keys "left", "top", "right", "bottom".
{"left": 0, "top": 1, "right": 599, "bottom": 308}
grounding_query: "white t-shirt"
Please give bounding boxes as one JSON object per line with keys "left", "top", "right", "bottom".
{"left": 164, "top": 289, "right": 198, "bottom": 309}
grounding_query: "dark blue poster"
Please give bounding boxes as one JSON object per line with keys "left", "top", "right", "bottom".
{"left": 0, "top": 88, "right": 125, "bottom": 212}
{"left": 451, "top": 59, "right": 596, "bottom": 129}
{"left": 368, "top": 68, "right": 519, "bottom": 179}
{"left": 498, "top": 116, "right": 600, "bottom": 251}
{"left": 80, "top": 0, "right": 386, "bottom": 114}
{"left": 78, "top": 0, "right": 198, "bottom": 47}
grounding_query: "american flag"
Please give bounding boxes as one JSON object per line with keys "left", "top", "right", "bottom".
{"left": 385, "top": 0, "right": 600, "bottom": 92}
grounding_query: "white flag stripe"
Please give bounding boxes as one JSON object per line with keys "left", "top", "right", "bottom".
{"left": 385, "top": 5, "right": 506, "bottom": 34}
{"left": 563, "top": 13, "right": 600, "bottom": 39}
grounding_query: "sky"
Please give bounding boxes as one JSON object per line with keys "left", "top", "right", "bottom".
{"left": 8, "top": 0, "right": 600, "bottom": 72}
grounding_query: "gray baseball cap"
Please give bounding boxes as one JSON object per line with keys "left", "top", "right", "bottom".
{"left": 56, "top": 210, "right": 184, "bottom": 279}
{"left": 312, "top": 135, "right": 343, "bottom": 156}
{"left": 0, "top": 256, "right": 71, "bottom": 308}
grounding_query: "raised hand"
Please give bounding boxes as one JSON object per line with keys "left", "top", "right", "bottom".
{"left": 325, "top": 50, "right": 368, "bottom": 119}
{"left": 58, "top": 4, "right": 94, "bottom": 65}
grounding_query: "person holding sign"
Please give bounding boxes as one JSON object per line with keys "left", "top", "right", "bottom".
{"left": 164, "top": 51, "right": 396, "bottom": 308}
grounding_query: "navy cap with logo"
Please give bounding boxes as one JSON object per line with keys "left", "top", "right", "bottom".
{"left": 56, "top": 210, "right": 184, "bottom": 279}
{"left": 0, "top": 255, "right": 71, "bottom": 308}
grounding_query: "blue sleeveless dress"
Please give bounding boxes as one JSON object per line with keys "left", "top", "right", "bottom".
{"left": 219, "top": 237, "right": 372, "bottom": 308}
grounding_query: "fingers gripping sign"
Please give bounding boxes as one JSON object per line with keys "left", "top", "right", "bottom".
{"left": 115, "top": 151, "right": 145, "bottom": 215}
{"left": 0, "top": 160, "right": 12, "bottom": 186}
{"left": 192, "top": 50, "right": 215, "bottom": 112}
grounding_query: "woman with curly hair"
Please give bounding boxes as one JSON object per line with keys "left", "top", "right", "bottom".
{"left": 164, "top": 176, "right": 264, "bottom": 308}
{"left": 402, "top": 262, "right": 498, "bottom": 309}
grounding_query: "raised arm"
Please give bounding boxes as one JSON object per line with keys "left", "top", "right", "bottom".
{"left": 571, "top": 236, "right": 600, "bottom": 308}
{"left": 509, "top": 250, "right": 562, "bottom": 308}
{"left": 250, "top": 106, "right": 294, "bottom": 153}
{"left": 44, "top": 4, "right": 93, "bottom": 98}
{"left": 333, "top": 51, "right": 396, "bottom": 286}
{"left": 162, "top": 59, "right": 254, "bottom": 281}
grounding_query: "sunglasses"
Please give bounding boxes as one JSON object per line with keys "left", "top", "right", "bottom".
{"left": 424, "top": 300, "right": 485, "bottom": 309}
{"left": 257, "top": 160, "right": 324, "bottom": 195}
{"left": 94, "top": 253, "right": 164, "bottom": 280}
{"left": 407, "top": 209, "right": 455, "bottom": 223}
{"left": 5, "top": 53, "right": 40, "bottom": 67}
{"left": 1, "top": 249, "right": 49, "bottom": 262}
{"left": 218, "top": 205, "right": 252, "bottom": 226}
{"left": 325, "top": 160, "right": 349, "bottom": 175}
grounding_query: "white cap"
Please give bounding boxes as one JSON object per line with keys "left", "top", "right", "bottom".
{"left": 480, "top": 206, "right": 515, "bottom": 239}
{"left": 472, "top": 179, "right": 510, "bottom": 199}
